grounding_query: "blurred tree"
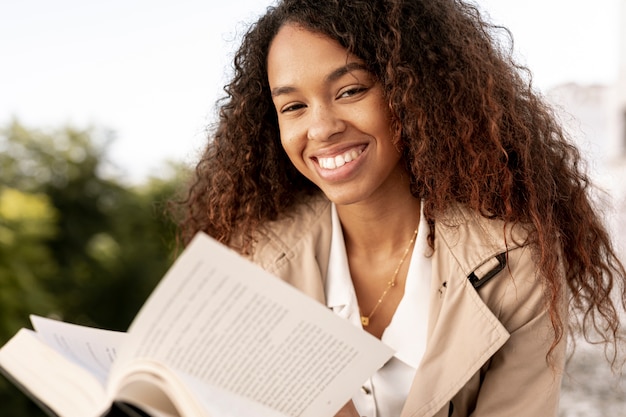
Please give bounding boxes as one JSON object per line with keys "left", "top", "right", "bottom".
{"left": 0, "top": 187, "right": 61, "bottom": 417}
{"left": 0, "top": 120, "right": 188, "bottom": 416}
{"left": 0, "top": 188, "right": 58, "bottom": 335}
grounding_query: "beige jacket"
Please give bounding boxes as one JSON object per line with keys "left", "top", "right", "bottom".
{"left": 246, "top": 195, "right": 565, "bottom": 417}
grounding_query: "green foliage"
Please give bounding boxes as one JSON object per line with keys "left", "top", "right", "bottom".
{"left": 0, "top": 120, "right": 189, "bottom": 416}
{"left": 0, "top": 187, "right": 58, "bottom": 338}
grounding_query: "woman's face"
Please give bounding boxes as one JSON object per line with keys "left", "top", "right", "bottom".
{"left": 267, "top": 24, "right": 407, "bottom": 207}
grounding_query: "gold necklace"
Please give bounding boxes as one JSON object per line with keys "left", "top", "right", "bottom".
{"left": 360, "top": 226, "right": 419, "bottom": 327}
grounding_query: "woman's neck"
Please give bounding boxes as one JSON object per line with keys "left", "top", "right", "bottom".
{"left": 336, "top": 192, "right": 421, "bottom": 259}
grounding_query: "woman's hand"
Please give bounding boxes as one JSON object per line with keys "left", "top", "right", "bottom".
{"left": 334, "top": 401, "right": 361, "bottom": 417}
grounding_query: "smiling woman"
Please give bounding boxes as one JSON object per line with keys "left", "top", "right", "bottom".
{"left": 176, "top": 1, "right": 626, "bottom": 416}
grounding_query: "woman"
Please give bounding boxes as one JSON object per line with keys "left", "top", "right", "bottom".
{"left": 178, "top": 0, "right": 626, "bottom": 416}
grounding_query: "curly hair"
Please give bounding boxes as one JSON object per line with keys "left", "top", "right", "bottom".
{"left": 178, "top": 0, "right": 626, "bottom": 363}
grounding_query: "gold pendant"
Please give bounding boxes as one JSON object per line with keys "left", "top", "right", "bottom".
{"left": 361, "top": 316, "right": 369, "bottom": 326}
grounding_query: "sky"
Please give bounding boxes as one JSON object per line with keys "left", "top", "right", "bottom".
{"left": 1, "top": 0, "right": 623, "bottom": 183}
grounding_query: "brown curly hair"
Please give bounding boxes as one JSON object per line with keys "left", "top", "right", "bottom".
{"left": 179, "top": 0, "right": 626, "bottom": 363}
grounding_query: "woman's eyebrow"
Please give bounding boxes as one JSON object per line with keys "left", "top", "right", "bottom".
{"left": 271, "top": 86, "right": 297, "bottom": 97}
{"left": 270, "top": 62, "right": 368, "bottom": 98}
{"left": 325, "top": 62, "right": 369, "bottom": 83}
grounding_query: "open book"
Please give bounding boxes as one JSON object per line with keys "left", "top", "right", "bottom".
{"left": 0, "top": 232, "right": 394, "bottom": 417}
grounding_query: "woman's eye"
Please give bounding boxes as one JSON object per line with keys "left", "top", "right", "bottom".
{"left": 338, "top": 86, "right": 368, "bottom": 99}
{"left": 281, "top": 103, "right": 306, "bottom": 113}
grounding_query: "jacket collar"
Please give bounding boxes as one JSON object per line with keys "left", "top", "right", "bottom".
{"left": 250, "top": 194, "right": 333, "bottom": 303}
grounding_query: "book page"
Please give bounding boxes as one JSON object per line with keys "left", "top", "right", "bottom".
{"left": 114, "top": 359, "right": 289, "bottom": 417}
{"left": 173, "top": 368, "right": 289, "bottom": 417}
{"left": 111, "top": 232, "right": 394, "bottom": 417}
{"left": 0, "top": 329, "right": 109, "bottom": 417}
{"left": 30, "top": 315, "right": 126, "bottom": 387}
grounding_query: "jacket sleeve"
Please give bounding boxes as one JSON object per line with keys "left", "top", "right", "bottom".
{"left": 467, "top": 245, "right": 566, "bottom": 416}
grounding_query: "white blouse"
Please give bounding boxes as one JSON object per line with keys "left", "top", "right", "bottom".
{"left": 325, "top": 203, "right": 432, "bottom": 417}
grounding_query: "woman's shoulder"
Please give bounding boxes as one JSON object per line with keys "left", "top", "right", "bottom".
{"left": 433, "top": 204, "right": 539, "bottom": 299}
{"left": 435, "top": 204, "right": 533, "bottom": 256}
{"left": 248, "top": 193, "right": 332, "bottom": 266}
{"left": 434, "top": 205, "right": 548, "bottom": 330}
{"left": 258, "top": 193, "right": 331, "bottom": 237}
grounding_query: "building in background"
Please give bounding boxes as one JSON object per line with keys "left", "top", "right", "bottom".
{"left": 545, "top": 0, "right": 626, "bottom": 256}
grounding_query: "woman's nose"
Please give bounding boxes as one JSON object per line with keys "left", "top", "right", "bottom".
{"left": 306, "top": 104, "right": 345, "bottom": 142}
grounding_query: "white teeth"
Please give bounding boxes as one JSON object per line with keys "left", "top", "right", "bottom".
{"left": 318, "top": 149, "right": 362, "bottom": 170}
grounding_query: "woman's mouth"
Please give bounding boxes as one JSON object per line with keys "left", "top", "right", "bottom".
{"left": 317, "top": 147, "right": 364, "bottom": 170}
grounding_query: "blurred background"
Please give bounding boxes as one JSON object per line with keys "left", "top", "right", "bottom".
{"left": 1, "top": 0, "right": 625, "bottom": 415}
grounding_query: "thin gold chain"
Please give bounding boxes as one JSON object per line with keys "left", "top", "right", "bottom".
{"left": 360, "top": 226, "right": 419, "bottom": 327}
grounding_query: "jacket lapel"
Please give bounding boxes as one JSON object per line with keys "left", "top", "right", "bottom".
{"left": 400, "top": 207, "right": 517, "bottom": 417}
